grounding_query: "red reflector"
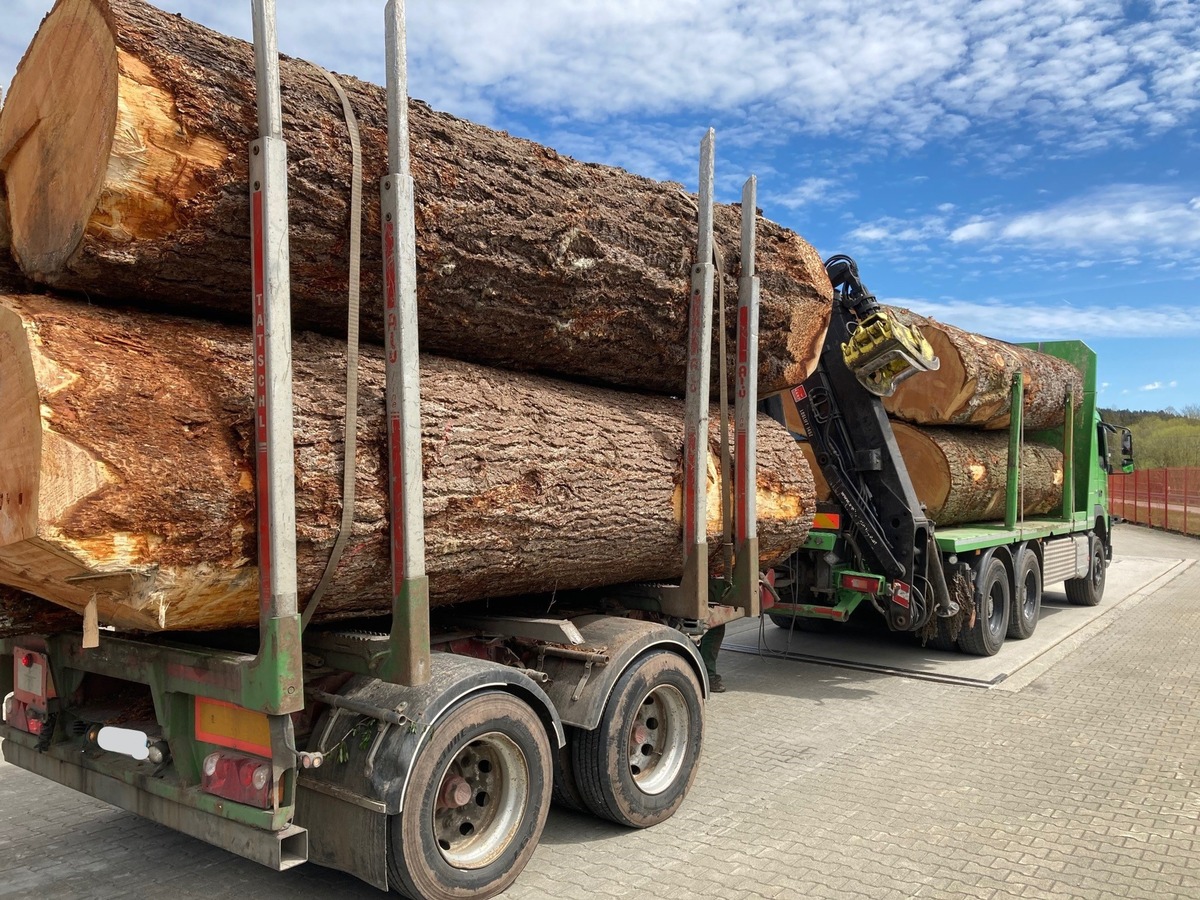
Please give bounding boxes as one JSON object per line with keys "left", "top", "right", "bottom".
{"left": 20, "top": 654, "right": 34, "bottom": 668}
{"left": 202, "top": 752, "right": 274, "bottom": 809}
{"left": 840, "top": 574, "right": 882, "bottom": 594}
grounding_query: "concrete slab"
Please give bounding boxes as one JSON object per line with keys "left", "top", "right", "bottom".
{"left": 722, "top": 554, "right": 1193, "bottom": 687}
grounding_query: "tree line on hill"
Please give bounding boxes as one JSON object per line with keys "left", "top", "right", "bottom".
{"left": 1100, "top": 406, "right": 1200, "bottom": 469}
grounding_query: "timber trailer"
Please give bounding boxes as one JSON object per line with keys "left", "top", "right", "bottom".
{"left": 764, "top": 255, "right": 1135, "bottom": 656}
{"left": 0, "top": 3, "right": 768, "bottom": 898}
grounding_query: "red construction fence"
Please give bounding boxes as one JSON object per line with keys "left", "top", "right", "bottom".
{"left": 1109, "top": 468, "right": 1200, "bottom": 536}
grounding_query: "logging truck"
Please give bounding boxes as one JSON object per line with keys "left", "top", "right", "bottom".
{"left": 764, "top": 255, "right": 1135, "bottom": 656}
{"left": 0, "top": 3, "right": 773, "bottom": 899}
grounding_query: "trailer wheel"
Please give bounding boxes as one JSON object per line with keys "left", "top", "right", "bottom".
{"left": 957, "top": 557, "right": 1010, "bottom": 657}
{"left": 551, "top": 726, "right": 587, "bottom": 812}
{"left": 388, "top": 692, "right": 551, "bottom": 900}
{"left": 1065, "top": 534, "right": 1106, "bottom": 607}
{"left": 572, "top": 649, "right": 703, "bottom": 828}
{"left": 1007, "top": 549, "right": 1042, "bottom": 640}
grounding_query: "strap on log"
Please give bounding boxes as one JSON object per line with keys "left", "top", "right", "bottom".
{"left": 303, "top": 68, "right": 364, "bottom": 631}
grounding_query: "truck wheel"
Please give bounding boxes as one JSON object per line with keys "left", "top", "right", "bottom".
{"left": 551, "top": 726, "right": 587, "bottom": 812}
{"left": 572, "top": 649, "right": 703, "bottom": 828}
{"left": 1065, "top": 534, "right": 1106, "bottom": 607}
{"left": 1007, "top": 550, "right": 1042, "bottom": 640}
{"left": 388, "top": 692, "right": 551, "bottom": 900}
{"left": 957, "top": 557, "right": 1010, "bottom": 657}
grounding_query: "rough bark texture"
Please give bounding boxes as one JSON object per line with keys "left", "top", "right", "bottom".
{"left": 890, "top": 422, "right": 1063, "bottom": 526}
{"left": 0, "top": 293, "right": 814, "bottom": 633}
{"left": 0, "top": 0, "right": 831, "bottom": 397}
{"left": 884, "top": 309, "right": 1084, "bottom": 430}
{"left": 0, "top": 586, "right": 80, "bottom": 639}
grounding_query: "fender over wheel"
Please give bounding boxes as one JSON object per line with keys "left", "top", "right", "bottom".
{"left": 1065, "top": 533, "right": 1106, "bottom": 607}
{"left": 1007, "top": 548, "right": 1042, "bottom": 640}
{"left": 958, "top": 556, "right": 1010, "bottom": 657}
{"left": 572, "top": 649, "right": 704, "bottom": 828}
{"left": 388, "top": 692, "right": 552, "bottom": 900}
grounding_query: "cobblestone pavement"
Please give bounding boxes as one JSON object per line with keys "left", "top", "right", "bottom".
{"left": 2, "top": 524, "right": 1197, "bottom": 899}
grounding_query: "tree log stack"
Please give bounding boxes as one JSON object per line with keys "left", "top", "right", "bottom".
{"left": 884, "top": 308, "right": 1084, "bottom": 430}
{"left": 0, "top": 294, "right": 815, "bottom": 632}
{"left": 0, "top": 0, "right": 832, "bottom": 397}
{"left": 889, "top": 423, "right": 1064, "bottom": 525}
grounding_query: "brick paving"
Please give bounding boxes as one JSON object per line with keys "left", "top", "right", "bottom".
{"left": 1, "top": 524, "right": 1197, "bottom": 898}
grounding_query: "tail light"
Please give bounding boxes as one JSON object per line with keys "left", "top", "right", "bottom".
{"left": 201, "top": 752, "right": 275, "bottom": 809}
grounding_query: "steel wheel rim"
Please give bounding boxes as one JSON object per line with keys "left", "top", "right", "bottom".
{"left": 433, "top": 732, "right": 529, "bottom": 870}
{"left": 1091, "top": 547, "right": 1104, "bottom": 589}
{"left": 987, "top": 579, "right": 1005, "bottom": 635}
{"left": 627, "top": 684, "right": 689, "bottom": 796}
{"left": 1022, "top": 569, "right": 1039, "bottom": 619}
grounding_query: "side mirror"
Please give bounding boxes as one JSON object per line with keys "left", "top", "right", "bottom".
{"left": 1119, "top": 428, "right": 1134, "bottom": 474}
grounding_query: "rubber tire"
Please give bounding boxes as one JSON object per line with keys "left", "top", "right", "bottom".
{"left": 551, "top": 726, "right": 587, "bottom": 812}
{"left": 388, "top": 692, "right": 552, "bottom": 900}
{"left": 1066, "top": 534, "right": 1106, "bottom": 607}
{"left": 957, "top": 557, "right": 1010, "bottom": 657}
{"left": 768, "top": 613, "right": 832, "bottom": 632}
{"left": 1007, "top": 550, "right": 1042, "bottom": 640}
{"left": 572, "top": 650, "right": 704, "bottom": 828}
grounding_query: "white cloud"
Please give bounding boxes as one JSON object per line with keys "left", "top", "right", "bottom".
{"left": 893, "top": 297, "right": 1200, "bottom": 341}
{"left": 1170, "top": 380, "right": 1179, "bottom": 387}
{"left": 1141, "top": 381, "right": 1164, "bottom": 391}
{"left": 771, "top": 178, "right": 844, "bottom": 211}
{"left": 3, "top": 0, "right": 1198, "bottom": 159}
{"left": 854, "top": 185, "right": 1200, "bottom": 261}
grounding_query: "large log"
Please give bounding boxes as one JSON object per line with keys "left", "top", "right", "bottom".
{"left": 0, "top": 586, "right": 80, "bottom": 639}
{"left": 890, "top": 422, "right": 1063, "bottom": 525}
{"left": 0, "top": 293, "right": 814, "bottom": 632}
{"left": 884, "top": 309, "right": 1084, "bottom": 430}
{"left": 0, "top": 0, "right": 831, "bottom": 396}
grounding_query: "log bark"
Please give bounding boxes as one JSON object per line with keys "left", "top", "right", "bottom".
{"left": 0, "top": 293, "right": 814, "bottom": 632}
{"left": 0, "top": 0, "right": 831, "bottom": 397}
{"left": 890, "top": 422, "right": 1063, "bottom": 526}
{"left": 884, "top": 309, "right": 1084, "bottom": 430}
{"left": 0, "top": 586, "right": 80, "bottom": 639}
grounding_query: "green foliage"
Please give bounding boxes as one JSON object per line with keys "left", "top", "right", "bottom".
{"left": 1101, "top": 406, "right": 1200, "bottom": 468}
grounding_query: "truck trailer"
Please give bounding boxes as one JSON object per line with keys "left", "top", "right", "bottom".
{"left": 764, "top": 255, "right": 1135, "bottom": 656}
{"left": 0, "top": 3, "right": 773, "bottom": 898}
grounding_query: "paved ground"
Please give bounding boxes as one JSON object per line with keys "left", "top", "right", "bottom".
{"left": 2, "top": 523, "right": 1198, "bottom": 899}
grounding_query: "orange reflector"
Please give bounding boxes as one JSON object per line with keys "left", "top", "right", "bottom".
{"left": 194, "top": 696, "right": 272, "bottom": 757}
{"left": 813, "top": 512, "right": 841, "bottom": 530}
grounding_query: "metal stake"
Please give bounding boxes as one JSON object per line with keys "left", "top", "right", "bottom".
{"left": 731, "top": 176, "right": 761, "bottom": 616}
{"left": 378, "top": 0, "right": 431, "bottom": 686}
{"left": 246, "top": 0, "right": 302, "bottom": 712}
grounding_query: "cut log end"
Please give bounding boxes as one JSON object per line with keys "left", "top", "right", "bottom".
{"left": 0, "top": 303, "right": 39, "bottom": 545}
{"left": 0, "top": 0, "right": 120, "bottom": 276}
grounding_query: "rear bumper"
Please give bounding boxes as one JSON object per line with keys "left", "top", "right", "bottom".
{"left": 1, "top": 728, "right": 308, "bottom": 872}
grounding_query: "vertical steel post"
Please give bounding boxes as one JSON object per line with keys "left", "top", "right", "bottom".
{"left": 1061, "top": 391, "right": 1075, "bottom": 521}
{"left": 1184, "top": 467, "right": 1189, "bottom": 534}
{"left": 665, "top": 130, "right": 716, "bottom": 622}
{"left": 245, "top": 0, "right": 302, "bottom": 712}
{"left": 730, "top": 176, "right": 760, "bottom": 617}
{"left": 1005, "top": 372, "right": 1024, "bottom": 530}
{"left": 378, "top": 0, "right": 431, "bottom": 686}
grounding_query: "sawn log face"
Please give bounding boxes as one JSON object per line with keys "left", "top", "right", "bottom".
{"left": 885, "top": 309, "right": 1084, "bottom": 430}
{"left": 0, "top": 0, "right": 831, "bottom": 396}
{"left": 0, "top": 294, "right": 814, "bottom": 632}
{"left": 890, "top": 422, "right": 1063, "bottom": 526}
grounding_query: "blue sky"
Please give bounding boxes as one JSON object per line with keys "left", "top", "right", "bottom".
{"left": 3, "top": 0, "right": 1198, "bottom": 412}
